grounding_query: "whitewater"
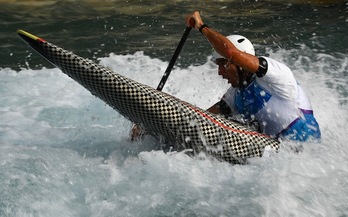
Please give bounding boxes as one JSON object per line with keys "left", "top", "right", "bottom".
{"left": 1, "top": 46, "right": 347, "bottom": 216}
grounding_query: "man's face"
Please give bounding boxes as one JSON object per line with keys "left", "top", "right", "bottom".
{"left": 215, "top": 58, "right": 240, "bottom": 88}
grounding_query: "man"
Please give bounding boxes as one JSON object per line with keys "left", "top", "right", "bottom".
{"left": 186, "top": 11, "right": 321, "bottom": 141}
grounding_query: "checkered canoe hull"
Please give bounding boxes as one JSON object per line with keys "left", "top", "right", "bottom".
{"left": 19, "top": 32, "right": 280, "bottom": 163}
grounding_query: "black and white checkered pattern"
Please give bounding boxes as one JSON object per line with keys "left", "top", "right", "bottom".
{"left": 28, "top": 38, "right": 280, "bottom": 163}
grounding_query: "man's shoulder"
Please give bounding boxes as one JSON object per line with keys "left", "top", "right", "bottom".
{"left": 261, "top": 56, "right": 291, "bottom": 73}
{"left": 256, "top": 57, "right": 298, "bottom": 99}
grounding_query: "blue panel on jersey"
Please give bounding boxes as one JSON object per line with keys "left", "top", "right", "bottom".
{"left": 235, "top": 82, "right": 271, "bottom": 119}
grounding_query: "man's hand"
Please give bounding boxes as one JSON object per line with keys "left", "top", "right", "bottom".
{"left": 185, "top": 11, "right": 204, "bottom": 30}
{"left": 129, "top": 124, "right": 146, "bottom": 141}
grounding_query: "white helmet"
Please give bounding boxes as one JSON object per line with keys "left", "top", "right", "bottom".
{"left": 211, "top": 35, "right": 255, "bottom": 61}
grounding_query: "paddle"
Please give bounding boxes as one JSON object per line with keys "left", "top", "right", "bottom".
{"left": 156, "top": 27, "right": 192, "bottom": 91}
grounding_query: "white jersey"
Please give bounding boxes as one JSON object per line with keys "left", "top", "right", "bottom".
{"left": 222, "top": 57, "right": 317, "bottom": 138}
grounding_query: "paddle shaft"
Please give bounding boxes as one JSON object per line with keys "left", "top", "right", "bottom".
{"left": 156, "top": 27, "right": 192, "bottom": 91}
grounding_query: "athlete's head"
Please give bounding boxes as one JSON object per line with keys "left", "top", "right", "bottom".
{"left": 211, "top": 35, "right": 255, "bottom": 61}
{"left": 212, "top": 35, "right": 255, "bottom": 88}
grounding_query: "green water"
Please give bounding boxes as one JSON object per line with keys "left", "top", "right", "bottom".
{"left": 1, "top": 0, "right": 346, "bottom": 70}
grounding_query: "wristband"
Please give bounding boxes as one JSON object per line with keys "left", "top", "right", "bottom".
{"left": 199, "top": 24, "right": 208, "bottom": 33}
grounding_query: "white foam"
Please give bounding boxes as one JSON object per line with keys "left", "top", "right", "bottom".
{"left": 0, "top": 48, "right": 347, "bottom": 216}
